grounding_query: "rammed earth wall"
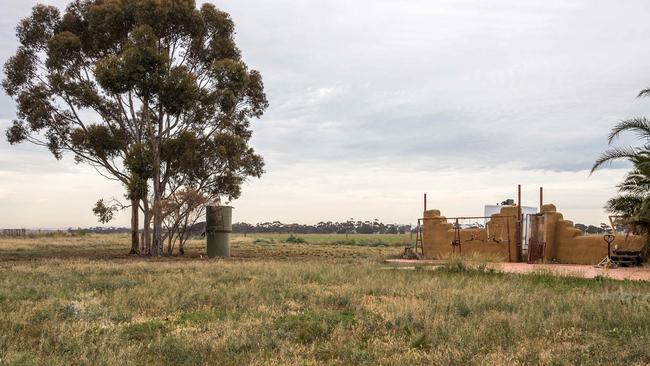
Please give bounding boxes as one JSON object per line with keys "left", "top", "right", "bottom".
{"left": 422, "top": 204, "right": 645, "bottom": 264}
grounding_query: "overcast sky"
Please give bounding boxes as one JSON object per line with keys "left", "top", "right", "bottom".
{"left": 2, "top": 0, "right": 650, "bottom": 228}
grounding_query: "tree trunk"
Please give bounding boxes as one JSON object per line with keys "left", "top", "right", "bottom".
{"left": 142, "top": 201, "right": 152, "bottom": 255}
{"left": 130, "top": 199, "right": 139, "bottom": 254}
{"left": 145, "top": 94, "right": 163, "bottom": 256}
{"left": 167, "top": 234, "right": 174, "bottom": 256}
{"left": 144, "top": 218, "right": 152, "bottom": 254}
{"left": 152, "top": 157, "right": 163, "bottom": 256}
{"left": 151, "top": 145, "right": 165, "bottom": 255}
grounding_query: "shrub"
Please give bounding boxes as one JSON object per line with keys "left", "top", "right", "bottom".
{"left": 357, "top": 239, "right": 389, "bottom": 247}
{"left": 286, "top": 234, "right": 307, "bottom": 244}
{"left": 177, "top": 310, "right": 225, "bottom": 324}
{"left": 441, "top": 258, "right": 468, "bottom": 272}
{"left": 455, "top": 299, "right": 472, "bottom": 317}
{"left": 324, "top": 294, "right": 354, "bottom": 311}
{"left": 58, "top": 303, "right": 81, "bottom": 319}
{"left": 275, "top": 311, "right": 356, "bottom": 344}
{"left": 122, "top": 320, "right": 169, "bottom": 341}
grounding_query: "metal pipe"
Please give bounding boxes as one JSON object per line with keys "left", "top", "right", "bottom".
{"left": 517, "top": 184, "right": 522, "bottom": 262}
{"left": 424, "top": 193, "right": 427, "bottom": 213}
{"left": 418, "top": 218, "right": 424, "bottom": 257}
{"left": 506, "top": 219, "right": 512, "bottom": 262}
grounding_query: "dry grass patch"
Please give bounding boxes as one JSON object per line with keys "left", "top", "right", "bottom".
{"left": 1, "top": 235, "right": 650, "bottom": 364}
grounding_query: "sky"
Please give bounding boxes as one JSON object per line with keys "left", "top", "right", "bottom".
{"left": 2, "top": 0, "right": 650, "bottom": 228}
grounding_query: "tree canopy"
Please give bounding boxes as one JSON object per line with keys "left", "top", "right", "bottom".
{"left": 3, "top": 0, "right": 268, "bottom": 255}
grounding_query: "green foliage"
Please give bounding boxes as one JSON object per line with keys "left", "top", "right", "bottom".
{"left": 323, "top": 294, "right": 354, "bottom": 311}
{"left": 177, "top": 310, "right": 226, "bottom": 324}
{"left": 124, "top": 143, "right": 153, "bottom": 201}
{"left": 593, "top": 109, "right": 650, "bottom": 258}
{"left": 274, "top": 311, "right": 356, "bottom": 344}
{"left": 123, "top": 320, "right": 170, "bottom": 341}
{"left": 16, "top": 4, "right": 59, "bottom": 51}
{"left": 357, "top": 238, "right": 389, "bottom": 247}
{"left": 441, "top": 258, "right": 468, "bottom": 272}
{"left": 70, "top": 125, "right": 128, "bottom": 160}
{"left": 285, "top": 234, "right": 307, "bottom": 244}
{"left": 331, "top": 238, "right": 389, "bottom": 247}
{"left": 333, "top": 239, "right": 357, "bottom": 245}
{"left": 455, "top": 299, "right": 472, "bottom": 317}
{"left": 2, "top": 49, "right": 36, "bottom": 97}
{"left": 92, "top": 199, "right": 118, "bottom": 224}
{"left": 3, "top": 0, "right": 269, "bottom": 248}
{"left": 47, "top": 31, "right": 81, "bottom": 68}
{"left": 58, "top": 303, "right": 81, "bottom": 319}
{"left": 159, "top": 66, "right": 199, "bottom": 116}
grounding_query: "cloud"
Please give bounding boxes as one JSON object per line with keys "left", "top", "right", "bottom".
{"left": 232, "top": 159, "right": 628, "bottom": 225}
{"left": 1, "top": 0, "right": 650, "bottom": 227}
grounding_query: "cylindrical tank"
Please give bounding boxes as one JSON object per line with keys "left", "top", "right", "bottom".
{"left": 206, "top": 205, "right": 233, "bottom": 258}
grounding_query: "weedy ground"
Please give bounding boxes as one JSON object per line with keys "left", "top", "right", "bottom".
{"left": 1, "top": 234, "right": 650, "bottom": 365}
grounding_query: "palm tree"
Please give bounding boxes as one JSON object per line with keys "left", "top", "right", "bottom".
{"left": 591, "top": 111, "right": 650, "bottom": 258}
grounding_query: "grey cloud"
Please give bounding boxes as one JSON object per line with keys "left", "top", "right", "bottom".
{"left": 1, "top": 0, "right": 650, "bottom": 225}
{"left": 4, "top": 0, "right": 650, "bottom": 174}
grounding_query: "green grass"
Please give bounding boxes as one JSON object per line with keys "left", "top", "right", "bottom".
{"left": 1, "top": 234, "right": 650, "bottom": 365}
{"left": 240, "top": 232, "right": 413, "bottom": 246}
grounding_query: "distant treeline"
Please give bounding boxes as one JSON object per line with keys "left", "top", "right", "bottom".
{"left": 573, "top": 223, "right": 613, "bottom": 234}
{"left": 66, "top": 221, "right": 414, "bottom": 235}
{"left": 68, "top": 221, "right": 612, "bottom": 236}
{"left": 68, "top": 227, "right": 131, "bottom": 234}
{"left": 230, "top": 220, "right": 413, "bottom": 234}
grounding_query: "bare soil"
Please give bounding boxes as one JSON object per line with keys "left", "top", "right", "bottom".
{"left": 386, "top": 259, "right": 650, "bottom": 281}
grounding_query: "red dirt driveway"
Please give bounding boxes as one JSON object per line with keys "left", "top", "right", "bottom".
{"left": 385, "top": 259, "right": 650, "bottom": 281}
{"left": 496, "top": 262, "right": 650, "bottom": 281}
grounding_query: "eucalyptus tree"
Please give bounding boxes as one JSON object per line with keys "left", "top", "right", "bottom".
{"left": 3, "top": 3, "right": 145, "bottom": 253}
{"left": 3, "top": 0, "right": 267, "bottom": 255}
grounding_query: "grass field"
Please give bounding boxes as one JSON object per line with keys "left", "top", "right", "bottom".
{"left": 1, "top": 234, "right": 650, "bottom": 365}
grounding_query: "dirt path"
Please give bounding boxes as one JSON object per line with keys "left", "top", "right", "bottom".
{"left": 496, "top": 262, "right": 650, "bottom": 281}
{"left": 385, "top": 259, "right": 650, "bottom": 281}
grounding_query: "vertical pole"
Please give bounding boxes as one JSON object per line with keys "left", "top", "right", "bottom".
{"left": 423, "top": 193, "right": 427, "bottom": 214}
{"left": 605, "top": 234, "right": 612, "bottom": 259}
{"left": 506, "top": 219, "right": 512, "bottom": 262}
{"left": 418, "top": 218, "right": 422, "bottom": 256}
{"left": 539, "top": 187, "right": 543, "bottom": 212}
{"left": 517, "top": 184, "right": 522, "bottom": 262}
{"left": 458, "top": 218, "right": 462, "bottom": 255}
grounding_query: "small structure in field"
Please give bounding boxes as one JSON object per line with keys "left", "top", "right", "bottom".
{"left": 420, "top": 204, "right": 645, "bottom": 265}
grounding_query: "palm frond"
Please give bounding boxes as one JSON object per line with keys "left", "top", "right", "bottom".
{"left": 634, "top": 157, "right": 650, "bottom": 173}
{"left": 638, "top": 88, "right": 650, "bottom": 98}
{"left": 605, "top": 194, "right": 644, "bottom": 216}
{"left": 590, "top": 146, "right": 640, "bottom": 174}
{"left": 617, "top": 171, "right": 650, "bottom": 194}
{"left": 607, "top": 117, "right": 650, "bottom": 144}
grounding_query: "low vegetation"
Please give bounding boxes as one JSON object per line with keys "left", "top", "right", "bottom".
{"left": 1, "top": 234, "right": 650, "bottom": 365}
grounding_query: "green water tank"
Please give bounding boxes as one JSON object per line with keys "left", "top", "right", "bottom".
{"left": 206, "top": 205, "right": 232, "bottom": 258}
